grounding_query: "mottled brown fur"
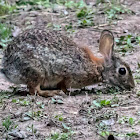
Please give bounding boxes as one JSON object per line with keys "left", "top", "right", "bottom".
{"left": 1, "top": 29, "right": 135, "bottom": 97}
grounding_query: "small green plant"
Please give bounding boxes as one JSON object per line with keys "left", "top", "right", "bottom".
{"left": 64, "top": 0, "right": 87, "bottom": 9}
{"left": 96, "top": 0, "right": 106, "bottom": 4}
{"left": 26, "top": 110, "right": 43, "bottom": 119}
{"left": 78, "top": 19, "right": 94, "bottom": 27}
{"left": 46, "top": 113, "right": 74, "bottom": 140}
{"left": 105, "top": 4, "right": 131, "bottom": 20}
{"left": 12, "top": 98, "right": 30, "bottom": 106}
{"left": 92, "top": 95, "right": 121, "bottom": 109}
{"left": 0, "top": 23, "right": 12, "bottom": 47}
{"left": 92, "top": 99, "right": 112, "bottom": 108}
{"left": 16, "top": 0, "right": 51, "bottom": 9}
{"left": 64, "top": 23, "right": 75, "bottom": 33}
{"left": 100, "top": 131, "right": 110, "bottom": 137}
{"left": 136, "top": 91, "right": 140, "bottom": 96}
{"left": 27, "top": 124, "right": 37, "bottom": 134}
{"left": 126, "top": 132, "right": 139, "bottom": 138}
{"left": 0, "top": 90, "right": 15, "bottom": 100}
{"left": 77, "top": 8, "right": 90, "bottom": 18}
{"left": 96, "top": 121, "right": 108, "bottom": 134}
{"left": 16, "top": 0, "right": 49, "bottom": 6}
{"left": 55, "top": 114, "right": 64, "bottom": 121}
{"left": 36, "top": 101, "right": 45, "bottom": 109}
{"left": 100, "top": 100, "right": 111, "bottom": 106}
{"left": 65, "top": 23, "right": 73, "bottom": 30}
{"left": 128, "top": 118, "right": 135, "bottom": 125}
{"left": 55, "top": 114, "right": 71, "bottom": 132}
{"left": 98, "top": 1, "right": 132, "bottom": 20}
{"left": 76, "top": 7, "right": 94, "bottom": 27}
{"left": 136, "top": 36, "right": 140, "bottom": 45}
{"left": 2, "top": 117, "right": 13, "bottom": 131}
{"left": 47, "top": 131, "right": 73, "bottom": 140}
{"left": 0, "top": 2, "right": 16, "bottom": 16}
{"left": 115, "top": 34, "right": 139, "bottom": 53}
{"left": 2, "top": 117, "right": 18, "bottom": 131}
{"left": 118, "top": 116, "right": 135, "bottom": 125}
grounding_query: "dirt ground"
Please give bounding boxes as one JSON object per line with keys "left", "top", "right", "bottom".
{"left": 0, "top": 0, "right": 140, "bottom": 140}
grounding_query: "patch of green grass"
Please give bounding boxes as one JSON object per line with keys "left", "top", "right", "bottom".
{"left": 105, "top": 4, "right": 131, "bottom": 20}
{"left": 136, "top": 91, "right": 140, "bottom": 96}
{"left": 92, "top": 97, "right": 120, "bottom": 108}
{"left": 96, "top": 0, "right": 106, "bottom": 4}
{"left": 97, "top": 0, "right": 132, "bottom": 20}
{"left": 16, "top": 0, "right": 49, "bottom": 6}
{"left": 128, "top": 118, "right": 135, "bottom": 125}
{"left": 126, "top": 132, "right": 139, "bottom": 138}
{"left": 12, "top": 98, "right": 30, "bottom": 106}
{"left": 76, "top": 7, "right": 94, "bottom": 27}
{"left": 0, "top": 90, "right": 14, "bottom": 101}
{"left": 55, "top": 114, "right": 73, "bottom": 133}
{"left": 115, "top": 34, "right": 139, "bottom": 54}
{"left": 2, "top": 117, "right": 13, "bottom": 131}
{"left": 0, "top": 91, "right": 13, "bottom": 108}
{"left": 93, "top": 99, "right": 112, "bottom": 108}
{"left": 55, "top": 114, "right": 71, "bottom": 131}
{"left": 96, "top": 121, "right": 109, "bottom": 134}
{"left": 118, "top": 116, "right": 135, "bottom": 126}
{"left": 16, "top": 0, "right": 87, "bottom": 10}
{"left": 0, "top": 23, "right": 12, "bottom": 47}
{"left": 36, "top": 101, "right": 45, "bottom": 109}
{"left": 25, "top": 110, "right": 43, "bottom": 119}
{"left": 63, "top": 0, "right": 87, "bottom": 9}
{"left": 91, "top": 96, "right": 120, "bottom": 109}
{"left": 65, "top": 23, "right": 73, "bottom": 30}
{"left": 2, "top": 117, "right": 18, "bottom": 131}
{"left": 0, "top": 1, "right": 16, "bottom": 16}
{"left": 16, "top": 0, "right": 86, "bottom": 10}
{"left": 46, "top": 113, "right": 74, "bottom": 140}
{"left": 79, "top": 19, "right": 94, "bottom": 27}
{"left": 99, "top": 131, "right": 110, "bottom": 137}
{"left": 16, "top": 0, "right": 51, "bottom": 10}
{"left": 55, "top": 114, "right": 64, "bottom": 121}
{"left": 47, "top": 131, "right": 74, "bottom": 140}
{"left": 77, "top": 7, "right": 91, "bottom": 18}
{"left": 64, "top": 22, "right": 75, "bottom": 33}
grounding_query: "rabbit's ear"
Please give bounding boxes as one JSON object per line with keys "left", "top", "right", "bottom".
{"left": 99, "top": 30, "right": 114, "bottom": 60}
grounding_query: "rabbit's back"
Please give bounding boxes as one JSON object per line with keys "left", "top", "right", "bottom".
{"left": 2, "top": 28, "right": 102, "bottom": 88}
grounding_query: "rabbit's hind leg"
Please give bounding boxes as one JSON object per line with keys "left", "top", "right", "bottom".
{"left": 35, "top": 83, "right": 62, "bottom": 97}
{"left": 28, "top": 78, "right": 67, "bottom": 97}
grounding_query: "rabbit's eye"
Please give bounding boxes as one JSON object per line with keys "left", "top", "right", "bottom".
{"left": 119, "top": 67, "right": 126, "bottom": 75}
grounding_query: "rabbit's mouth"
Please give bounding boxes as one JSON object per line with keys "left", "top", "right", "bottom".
{"left": 108, "top": 78, "right": 133, "bottom": 91}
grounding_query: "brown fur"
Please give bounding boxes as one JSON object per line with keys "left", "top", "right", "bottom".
{"left": 1, "top": 29, "right": 135, "bottom": 97}
{"left": 83, "top": 47, "right": 104, "bottom": 65}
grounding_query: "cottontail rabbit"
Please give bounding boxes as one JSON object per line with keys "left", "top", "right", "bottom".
{"left": 1, "top": 28, "right": 135, "bottom": 97}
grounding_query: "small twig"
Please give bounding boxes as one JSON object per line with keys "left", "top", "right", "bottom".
{"left": 120, "top": 100, "right": 134, "bottom": 106}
